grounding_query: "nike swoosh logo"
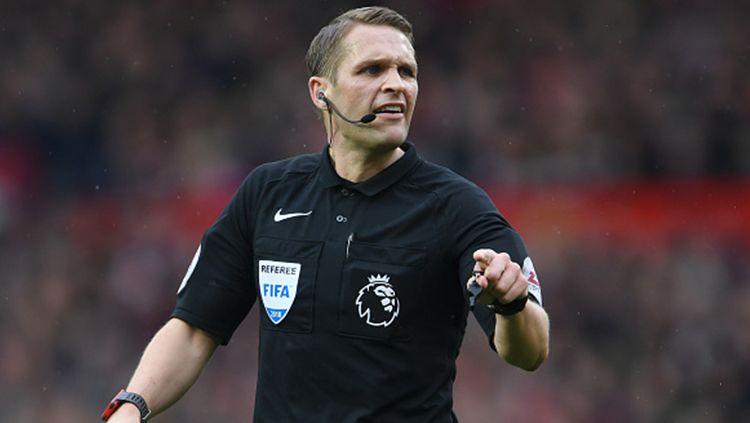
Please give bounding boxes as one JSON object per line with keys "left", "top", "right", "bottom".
{"left": 274, "top": 208, "right": 313, "bottom": 222}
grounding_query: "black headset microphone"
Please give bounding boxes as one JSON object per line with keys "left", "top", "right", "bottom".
{"left": 317, "top": 91, "right": 377, "bottom": 124}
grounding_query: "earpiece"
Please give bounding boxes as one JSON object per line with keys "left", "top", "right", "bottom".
{"left": 317, "top": 91, "right": 326, "bottom": 101}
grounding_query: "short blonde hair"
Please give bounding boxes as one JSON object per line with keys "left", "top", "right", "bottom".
{"left": 306, "top": 6, "right": 414, "bottom": 82}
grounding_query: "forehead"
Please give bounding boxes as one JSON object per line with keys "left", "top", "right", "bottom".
{"left": 337, "top": 24, "right": 416, "bottom": 68}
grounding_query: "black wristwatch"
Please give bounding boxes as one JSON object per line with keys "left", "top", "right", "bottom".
{"left": 101, "top": 389, "right": 151, "bottom": 422}
{"left": 488, "top": 295, "right": 529, "bottom": 316}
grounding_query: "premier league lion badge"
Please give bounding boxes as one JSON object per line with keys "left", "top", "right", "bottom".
{"left": 356, "top": 274, "right": 400, "bottom": 327}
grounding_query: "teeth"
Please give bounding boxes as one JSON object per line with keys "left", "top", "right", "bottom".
{"left": 376, "top": 105, "right": 403, "bottom": 113}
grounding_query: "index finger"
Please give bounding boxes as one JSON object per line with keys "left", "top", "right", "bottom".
{"left": 472, "top": 248, "right": 497, "bottom": 266}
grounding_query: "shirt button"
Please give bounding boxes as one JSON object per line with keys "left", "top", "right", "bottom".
{"left": 340, "top": 188, "right": 352, "bottom": 196}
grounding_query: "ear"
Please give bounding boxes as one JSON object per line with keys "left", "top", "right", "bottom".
{"left": 308, "top": 77, "right": 329, "bottom": 110}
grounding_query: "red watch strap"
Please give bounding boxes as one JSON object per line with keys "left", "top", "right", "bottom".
{"left": 101, "top": 389, "right": 151, "bottom": 422}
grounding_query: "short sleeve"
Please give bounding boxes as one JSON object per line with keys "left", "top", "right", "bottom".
{"left": 447, "top": 182, "right": 543, "bottom": 349}
{"left": 171, "top": 174, "right": 258, "bottom": 345}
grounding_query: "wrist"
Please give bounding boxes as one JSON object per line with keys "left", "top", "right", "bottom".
{"left": 111, "top": 403, "right": 141, "bottom": 421}
{"left": 488, "top": 294, "right": 528, "bottom": 316}
{"left": 101, "top": 389, "right": 152, "bottom": 422}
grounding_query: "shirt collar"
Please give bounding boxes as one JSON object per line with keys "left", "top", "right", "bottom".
{"left": 318, "top": 142, "right": 419, "bottom": 197}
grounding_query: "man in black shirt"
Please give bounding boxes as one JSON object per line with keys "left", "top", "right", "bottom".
{"left": 102, "top": 6, "right": 549, "bottom": 423}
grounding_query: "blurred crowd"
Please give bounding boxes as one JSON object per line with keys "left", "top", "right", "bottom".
{"left": 1, "top": 0, "right": 748, "bottom": 421}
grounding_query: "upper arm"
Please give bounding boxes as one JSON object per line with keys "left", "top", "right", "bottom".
{"left": 445, "top": 182, "right": 543, "bottom": 344}
{"left": 172, "top": 172, "right": 261, "bottom": 345}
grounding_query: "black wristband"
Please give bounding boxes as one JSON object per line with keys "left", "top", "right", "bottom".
{"left": 101, "top": 389, "right": 151, "bottom": 422}
{"left": 488, "top": 295, "right": 528, "bottom": 316}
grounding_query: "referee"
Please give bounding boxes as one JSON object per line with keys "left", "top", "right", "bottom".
{"left": 102, "top": 6, "right": 549, "bottom": 422}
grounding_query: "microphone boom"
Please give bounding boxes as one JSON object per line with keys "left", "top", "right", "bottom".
{"left": 321, "top": 95, "right": 377, "bottom": 124}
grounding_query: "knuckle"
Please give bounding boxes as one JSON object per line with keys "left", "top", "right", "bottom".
{"left": 483, "top": 266, "right": 496, "bottom": 277}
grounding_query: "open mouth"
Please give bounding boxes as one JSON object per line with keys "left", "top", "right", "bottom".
{"left": 374, "top": 104, "right": 404, "bottom": 114}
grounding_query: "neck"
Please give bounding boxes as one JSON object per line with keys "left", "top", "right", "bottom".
{"left": 329, "top": 143, "right": 404, "bottom": 183}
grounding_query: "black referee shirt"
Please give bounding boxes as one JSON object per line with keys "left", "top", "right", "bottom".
{"left": 173, "top": 142, "right": 542, "bottom": 422}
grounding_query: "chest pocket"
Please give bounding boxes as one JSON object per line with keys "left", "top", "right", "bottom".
{"left": 337, "top": 241, "right": 426, "bottom": 341}
{"left": 255, "top": 237, "right": 322, "bottom": 333}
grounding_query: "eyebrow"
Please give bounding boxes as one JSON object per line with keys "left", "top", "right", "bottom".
{"left": 354, "top": 57, "right": 418, "bottom": 71}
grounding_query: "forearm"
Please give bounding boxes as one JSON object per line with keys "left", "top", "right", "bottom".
{"left": 109, "top": 318, "right": 218, "bottom": 421}
{"left": 493, "top": 301, "right": 549, "bottom": 371}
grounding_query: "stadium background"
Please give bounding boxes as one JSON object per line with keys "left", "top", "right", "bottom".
{"left": 1, "top": 0, "right": 749, "bottom": 421}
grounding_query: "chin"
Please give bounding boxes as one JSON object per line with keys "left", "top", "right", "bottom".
{"left": 375, "top": 136, "right": 407, "bottom": 150}
{"left": 348, "top": 126, "right": 409, "bottom": 152}
{"left": 378, "top": 127, "right": 409, "bottom": 146}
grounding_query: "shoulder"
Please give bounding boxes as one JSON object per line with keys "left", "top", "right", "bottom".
{"left": 408, "top": 157, "right": 489, "bottom": 203}
{"left": 241, "top": 152, "right": 321, "bottom": 190}
{"left": 252, "top": 152, "right": 320, "bottom": 179}
{"left": 408, "top": 156, "right": 509, "bottom": 228}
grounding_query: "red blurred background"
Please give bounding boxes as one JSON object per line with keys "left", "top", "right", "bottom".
{"left": 1, "top": 0, "right": 748, "bottom": 421}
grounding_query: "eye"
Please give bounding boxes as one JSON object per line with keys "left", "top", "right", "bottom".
{"left": 399, "top": 66, "right": 416, "bottom": 78}
{"left": 362, "top": 65, "right": 382, "bottom": 75}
